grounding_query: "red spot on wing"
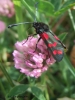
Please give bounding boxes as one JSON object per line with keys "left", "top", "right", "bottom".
{"left": 48, "top": 43, "right": 52, "bottom": 47}
{"left": 40, "top": 32, "right": 49, "bottom": 40}
{"left": 53, "top": 50, "right": 57, "bottom": 55}
{"left": 54, "top": 35, "right": 59, "bottom": 40}
{"left": 58, "top": 50, "right": 63, "bottom": 54}
{"left": 52, "top": 42, "right": 57, "bottom": 47}
{"left": 48, "top": 42, "right": 57, "bottom": 48}
{"left": 53, "top": 50, "right": 63, "bottom": 55}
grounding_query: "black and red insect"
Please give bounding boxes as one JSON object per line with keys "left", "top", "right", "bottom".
{"left": 8, "top": 22, "right": 66, "bottom": 62}
{"left": 32, "top": 22, "right": 66, "bottom": 62}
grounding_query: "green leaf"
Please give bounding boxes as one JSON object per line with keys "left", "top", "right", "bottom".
{"left": 54, "top": 0, "right": 75, "bottom": 16}
{"left": 37, "top": 0, "right": 54, "bottom": 16}
{"left": 21, "top": 0, "right": 36, "bottom": 20}
{"left": 50, "top": 0, "right": 62, "bottom": 11}
{"left": 64, "top": 54, "right": 75, "bottom": 77}
{"left": 59, "top": 54, "right": 75, "bottom": 78}
{"left": 6, "top": 84, "right": 29, "bottom": 99}
{"left": 13, "top": 1, "right": 24, "bottom": 40}
{"left": 31, "top": 86, "right": 46, "bottom": 100}
{"left": 58, "top": 32, "right": 67, "bottom": 41}
{"left": 22, "top": 0, "right": 54, "bottom": 18}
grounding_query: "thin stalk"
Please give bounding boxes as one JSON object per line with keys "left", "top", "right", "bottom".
{"left": 64, "top": 0, "right": 75, "bottom": 31}
{"left": 68, "top": 9, "right": 75, "bottom": 31}
{"left": 0, "top": 80, "right": 6, "bottom": 96}
{"left": 0, "top": 63, "right": 14, "bottom": 87}
{"left": 17, "top": 73, "right": 25, "bottom": 82}
{"left": 41, "top": 73, "right": 50, "bottom": 100}
{"left": 45, "top": 86, "right": 50, "bottom": 100}
{"left": 13, "top": 1, "right": 24, "bottom": 40}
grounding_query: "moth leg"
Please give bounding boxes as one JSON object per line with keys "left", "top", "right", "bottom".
{"left": 33, "top": 37, "right": 41, "bottom": 52}
{"left": 22, "top": 33, "right": 37, "bottom": 45}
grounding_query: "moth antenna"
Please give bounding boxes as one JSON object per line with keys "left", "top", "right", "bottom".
{"left": 34, "top": 2, "right": 39, "bottom": 22}
{"left": 8, "top": 22, "right": 33, "bottom": 28}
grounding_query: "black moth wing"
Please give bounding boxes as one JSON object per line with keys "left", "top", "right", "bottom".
{"left": 43, "top": 31, "right": 64, "bottom": 62}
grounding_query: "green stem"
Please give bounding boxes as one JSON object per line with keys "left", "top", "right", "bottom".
{"left": 68, "top": 9, "right": 75, "bottom": 31}
{"left": 21, "top": 0, "right": 40, "bottom": 21}
{"left": 0, "top": 80, "right": 9, "bottom": 100}
{"left": 17, "top": 73, "right": 25, "bottom": 82}
{"left": 64, "top": 0, "right": 75, "bottom": 31}
{"left": 0, "top": 80, "right": 6, "bottom": 96}
{"left": 13, "top": 1, "right": 24, "bottom": 40}
{"left": 41, "top": 73, "right": 50, "bottom": 100}
{"left": 64, "top": 54, "right": 75, "bottom": 77}
{"left": 0, "top": 63, "right": 14, "bottom": 87}
{"left": 27, "top": 76, "right": 36, "bottom": 86}
{"left": 45, "top": 86, "right": 50, "bottom": 100}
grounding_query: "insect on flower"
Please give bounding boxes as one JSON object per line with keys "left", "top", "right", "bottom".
{"left": 8, "top": 2, "right": 66, "bottom": 62}
{"left": 8, "top": 22, "right": 66, "bottom": 62}
{"left": 32, "top": 22, "right": 66, "bottom": 62}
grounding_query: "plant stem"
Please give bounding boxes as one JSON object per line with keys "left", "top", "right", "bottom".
{"left": 68, "top": 9, "right": 75, "bottom": 31}
{"left": 13, "top": 1, "right": 24, "bottom": 40}
{"left": 41, "top": 73, "right": 50, "bottom": 100}
{"left": 17, "top": 73, "right": 25, "bottom": 82}
{"left": 0, "top": 63, "right": 14, "bottom": 87}
{"left": 0, "top": 80, "right": 6, "bottom": 96}
{"left": 45, "top": 86, "right": 50, "bottom": 100}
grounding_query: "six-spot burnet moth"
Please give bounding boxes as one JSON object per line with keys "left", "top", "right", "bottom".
{"left": 8, "top": 22, "right": 66, "bottom": 62}
{"left": 8, "top": 3, "right": 66, "bottom": 62}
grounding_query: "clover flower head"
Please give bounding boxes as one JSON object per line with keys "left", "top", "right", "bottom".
{"left": 0, "top": 0, "right": 15, "bottom": 17}
{"left": 13, "top": 36, "right": 56, "bottom": 78}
